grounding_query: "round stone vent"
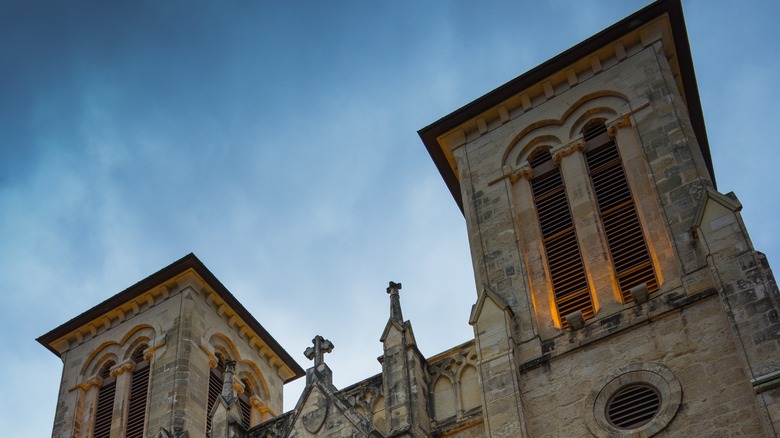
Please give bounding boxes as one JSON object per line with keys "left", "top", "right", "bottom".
{"left": 585, "top": 363, "right": 682, "bottom": 437}
{"left": 606, "top": 383, "right": 661, "bottom": 429}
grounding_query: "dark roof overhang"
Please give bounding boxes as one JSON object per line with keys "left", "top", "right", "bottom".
{"left": 36, "top": 253, "right": 305, "bottom": 382}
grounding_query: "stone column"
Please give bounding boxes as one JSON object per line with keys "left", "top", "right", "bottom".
{"left": 109, "top": 361, "right": 135, "bottom": 438}
{"left": 552, "top": 139, "right": 619, "bottom": 315}
{"left": 76, "top": 377, "right": 102, "bottom": 438}
{"left": 510, "top": 165, "right": 554, "bottom": 342}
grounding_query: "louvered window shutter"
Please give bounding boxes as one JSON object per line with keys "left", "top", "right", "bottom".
{"left": 206, "top": 364, "right": 224, "bottom": 436}
{"left": 126, "top": 347, "right": 150, "bottom": 438}
{"left": 530, "top": 150, "right": 594, "bottom": 322}
{"left": 584, "top": 123, "right": 658, "bottom": 301}
{"left": 238, "top": 393, "right": 251, "bottom": 429}
{"left": 94, "top": 362, "right": 116, "bottom": 438}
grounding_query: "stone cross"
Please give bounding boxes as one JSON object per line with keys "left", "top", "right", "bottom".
{"left": 304, "top": 335, "right": 334, "bottom": 367}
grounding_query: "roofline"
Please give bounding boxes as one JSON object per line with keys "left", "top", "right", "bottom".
{"left": 418, "top": 0, "right": 713, "bottom": 214}
{"left": 36, "top": 253, "right": 305, "bottom": 382}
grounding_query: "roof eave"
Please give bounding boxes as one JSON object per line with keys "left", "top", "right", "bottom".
{"left": 418, "top": 0, "right": 713, "bottom": 214}
{"left": 36, "top": 253, "right": 305, "bottom": 382}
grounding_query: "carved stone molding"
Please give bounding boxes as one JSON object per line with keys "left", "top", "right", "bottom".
{"left": 250, "top": 394, "right": 266, "bottom": 409}
{"left": 302, "top": 397, "right": 329, "bottom": 434}
{"left": 509, "top": 166, "right": 533, "bottom": 183}
{"left": 79, "top": 376, "right": 103, "bottom": 391}
{"left": 233, "top": 376, "right": 245, "bottom": 395}
{"left": 552, "top": 139, "right": 586, "bottom": 164}
{"left": 606, "top": 115, "right": 630, "bottom": 137}
{"left": 110, "top": 361, "right": 135, "bottom": 377}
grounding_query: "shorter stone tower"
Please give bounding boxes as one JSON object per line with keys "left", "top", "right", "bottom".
{"left": 38, "top": 253, "right": 304, "bottom": 438}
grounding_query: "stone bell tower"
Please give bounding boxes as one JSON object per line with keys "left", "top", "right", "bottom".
{"left": 419, "top": 0, "right": 780, "bottom": 435}
{"left": 38, "top": 254, "right": 304, "bottom": 438}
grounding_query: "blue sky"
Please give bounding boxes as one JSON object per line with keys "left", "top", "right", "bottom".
{"left": 2, "top": 1, "right": 779, "bottom": 435}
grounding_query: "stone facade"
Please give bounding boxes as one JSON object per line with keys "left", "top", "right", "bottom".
{"left": 40, "top": 1, "right": 780, "bottom": 437}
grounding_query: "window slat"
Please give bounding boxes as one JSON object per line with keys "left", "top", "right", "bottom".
{"left": 530, "top": 149, "right": 593, "bottom": 326}
{"left": 585, "top": 123, "right": 658, "bottom": 304}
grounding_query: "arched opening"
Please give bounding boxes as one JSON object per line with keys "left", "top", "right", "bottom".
{"left": 126, "top": 345, "right": 149, "bottom": 438}
{"left": 94, "top": 361, "right": 116, "bottom": 438}
{"left": 206, "top": 353, "right": 227, "bottom": 436}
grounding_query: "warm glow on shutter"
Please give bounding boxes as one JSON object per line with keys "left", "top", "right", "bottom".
{"left": 584, "top": 122, "right": 658, "bottom": 301}
{"left": 530, "top": 150, "right": 594, "bottom": 323}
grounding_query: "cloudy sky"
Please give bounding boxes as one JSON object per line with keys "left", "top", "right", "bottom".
{"left": 2, "top": 0, "right": 778, "bottom": 435}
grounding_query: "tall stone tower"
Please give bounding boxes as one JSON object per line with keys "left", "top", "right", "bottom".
{"left": 38, "top": 254, "right": 304, "bottom": 438}
{"left": 419, "top": 0, "right": 780, "bottom": 435}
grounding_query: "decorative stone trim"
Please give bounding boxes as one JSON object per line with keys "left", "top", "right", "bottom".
{"left": 507, "top": 166, "right": 533, "bottom": 184}
{"left": 208, "top": 354, "right": 219, "bottom": 369}
{"left": 233, "top": 376, "right": 245, "bottom": 394}
{"left": 77, "top": 376, "right": 103, "bottom": 391}
{"left": 584, "top": 363, "right": 681, "bottom": 437}
{"left": 551, "top": 139, "right": 586, "bottom": 164}
{"left": 606, "top": 116, "right": 630, "bottom": 137}
{"left": 110, "top": 361, "right": 135, "bottom": 377}
{"left": 250, "top": 394, "right": 265, "bottom": 409}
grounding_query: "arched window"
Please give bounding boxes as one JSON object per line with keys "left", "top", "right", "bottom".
{"left": 529, "top": 149, "right": 594, "bottom": 322}
{"left": 206, "top": 354, "right": 226, "bottom": 436}
{"left": 583, "top": 122, "right": 658, "bottom": 300}
{"left": 126, "top": 345, "right": 150, "bottom": 438}
{"left": 433, "top": 376, "right": 455, "bottom": 420}
{"left": 94, "top": 361, "right": 116, "bottom": 438}
{"left": 238, "top": 378, "right": 252, "bottom": 429}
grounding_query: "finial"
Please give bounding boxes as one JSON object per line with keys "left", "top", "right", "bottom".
{"left": 304, "top": 335, "right": 334, "bottom": 367}
{"left": 387, "top": 281, "right": 403, "bottom": 322}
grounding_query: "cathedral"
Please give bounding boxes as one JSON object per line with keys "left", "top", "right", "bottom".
{"left": 38, "top": 0, "right": 780, "bottom": 436}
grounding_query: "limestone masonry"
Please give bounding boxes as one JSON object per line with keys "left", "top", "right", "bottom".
{"left": 38, "top": 1, "right": 780, "bottom": 436}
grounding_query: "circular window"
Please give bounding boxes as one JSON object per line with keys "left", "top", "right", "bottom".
{"left": 606, "top": 384, "right": 661, "bottom": 429}
{"left": 585, "top": 363, "right": 681, "bottom": 437}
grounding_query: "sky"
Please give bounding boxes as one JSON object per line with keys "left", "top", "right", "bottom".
{"left": 1, "top": 0, "right": 779, "bottom": 436}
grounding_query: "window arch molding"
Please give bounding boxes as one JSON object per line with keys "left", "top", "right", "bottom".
{"left": 568, "top": 107, "right": 619, "bottom": 139}
{"left": 504, "top": 129, "right": 562, "bottom": 170}
{"left": 559, "top": 90, "right": 629, "bottom": 126}
{"left": 201, "top": 331, "right": 271, "bottom": 399}
{"left": 201, "top": 331, "right": 272, "bottom": 431}
{"left": 502, "top": 91, "right": 629, "bottom": 171}
{"left": 81, "top": 343, "right": 120, "bottom": 378}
